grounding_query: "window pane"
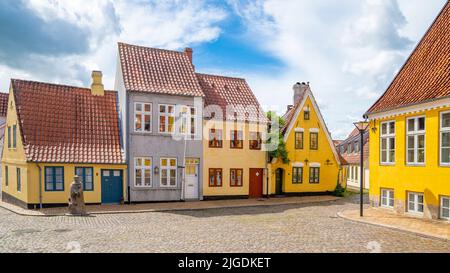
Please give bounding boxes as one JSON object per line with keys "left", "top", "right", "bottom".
{"left": 161, "top": 159, "right": 167, "bottom": 166}
{"left": 381, "top": 123, "right": 387, "bottom": 135}
{"left": 237, "top": 170, "right": 242, "bottom": 186}
{"left": 135, "top": 158, "right": 142, "bottom": 167}
{"left": 418, "top": 195, "right": 424, "bottom": 204}
{"left": 135, "top": 169, "right": 142, "bottom": 186}
{"left": 135, "top": 114, "right": 142, "bottom": 131}
{"left": 135, "top": 103, "right": 142, "bottom": 111}
{"left": 144, "top": 170, "right": 151, "bottom": 186}
{"left": 159, "top": 116, "right": 166, "bottom": 132}
{"left": 389, "top": 198, "right": 394, "bottom": 207}
{"left": 442, "top": 113, "right": 450, "bottom": 128}
{"left": 443, "top": 208, "right": 449, "bottom": 218}
{"left": 418, "top": 117, "right": 425, "bottom": 131}
{"left": 389, "top": 122, "right": 395, "bottom": 134}
{"left": 144, "top": 104, "right": 151, "bottom": 112}
{"left": 169, "top": 169, "right": 176, "bottom": 186}
{"left": 408, "top": 201, "right": 415, "bottom": 211}
{"left": 76, "top": 168, "right": 83, "bottom": 177}
{"left": 443, "top": 198, "right": 449, "bottom": 208}
{"left": 418, "top": 135, "right": 425, "bottom": 148}
{"left": 381, "top": 138, "right": 387, "bottom": 150}
{"left": 407, "top": 136, "right": 415, "bottom": 148}
{"left": 442, "top": 132, "right": 450, "bottom": 147}
{"left": 159, "top": 105, "right": 166, "bottom": 113}
{"left": 161, "top": 170, "right": 167, "bottom": 185}
{"left": 170, "top": 159, "right": 176, "bottom": 167}
{"left": 443, "top": 148, "right": 450, "bottom": 163}
{"left": 407, "top": 149, "right": 415, "bottom": 162}
{"left": 407, "top": 119, "right": 415, "bottom": 132}
{"left": 144, "top": 159, "right": 151, "bottom": 167}
{"left": 230, "top": 170, "right": 236, "bottom": 186}
{"left": 168, "top": 116, "right": 174, "bottom": 132}
{"left": 144, "top": 115, "right": 151, "bottom": 131}
{"left": 418, "top": 149, "right": 425, "bottom": 163}
{"left": 381, "top": 150, "right": 387, "bottom": 163}
{"left": 216, "top": 170, "right": 222, "bottom": 186}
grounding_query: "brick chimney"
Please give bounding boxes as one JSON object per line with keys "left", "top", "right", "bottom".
{"left": 184, "top": 47, "right": 193, "bottom": 64}
{"left": 293, "top": 82, "right": 309, "bottom": 104}
{"left": 91, "top": 71, "right": 104, "bottom": 96}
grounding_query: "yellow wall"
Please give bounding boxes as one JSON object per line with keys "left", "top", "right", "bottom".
{"left": 269, "top": 97, "right": 340, "bottom": 194}
{"left": 1, "top": 87, "right": 127, "bottom": 206}
{"left": 369, "top": 106, "right": 450, "bottom": 219}
{"left": 203, "top": 120, "right": 267, "bottom": 197}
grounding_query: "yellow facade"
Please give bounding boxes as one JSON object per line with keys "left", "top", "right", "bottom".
{"left": 1, "top": 87, "right": 127, "bottom": 207}
{"left": 368, "top": 105, "right": 450, "bottom": 220}
{"left": 268, "top": 96, "right": 340, "bottom": 194}
{"left": 202, "top": 120, "right": 267, "bottom": 197}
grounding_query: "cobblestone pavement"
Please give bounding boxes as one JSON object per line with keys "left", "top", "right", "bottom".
{"left": 0, "top": 196, "right": 449, "bottom": 253}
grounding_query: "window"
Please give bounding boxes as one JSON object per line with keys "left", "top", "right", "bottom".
{"left": 7, "top": 126, "right": 11, "bottom": 148}
{"left": 440, "top": 112, "right": 450, "bottom": 165}
{"left": 309, "top": 167, "right": 320, "bottom": 183}
{"left": 159, "top": 104, "right": 175, "bottom": 133}
{"left": 209, "top": 168, "right": 222, "bottom": 187}
{"left": 249, "top": 132, "right": 262, "bottom": 150}
{"left": 304, "top": 110, "right": 310, "bottom": 120}
{"left": 209, "top": 129, "right": 223, "bottom": 148}
{"left": 380, "top": 189, "right": 394, "bottom": 208}
{"left": 75, "top": 167, "right": 94, "bottom": 191}
{"left": 16, "top": 168, "right": 21, "bottom": 192}
{"left": 134, "top": 158, "right": 152, "bottom": 187}
{"left": 45, "top": 167, "right": 64, "bottom": 191}
{"left": 179, "top": 106, "right": 197, "bottom": 136}
{"left": 407, "top": 192, "right": 424, "bottom": 214}
{"left": 160, "top": 158, "right": 177, "bottom": 187}
{"left": 230, "top": 169, "right": 243, "bottom": 187}
{"left": 230, "top": 130, "right": 243, "bottom": 149}
{"left": 380, "top": 121, "right": 395, "bottom": 164}
{"left": 310, "top": 132, "right": 318, "bottom": 150}
{"left": 292, "top": 167, "right": 303, "bottom": 184}
{"left": 295, "top": 132, "right": 303, "bottom": 149}
{"left": 12, "top": 125, "right": 16, "bottom": 148}
{"left": 347, "top": 143, "right": 352, "bottom": 154}
{"left": 440, "top": 196, "right": 450, "bottom": 220}
{"left": 354, "top": 142, "right": 359, "bottom": 153}
{"left": 134, "top": 102, "right": 152, "bottom": 132}
{"left": 406, "top": 117, "right": 425, "bottom": 164}
{"left": 5, "top": 166, "right": 8, "bottom": 187}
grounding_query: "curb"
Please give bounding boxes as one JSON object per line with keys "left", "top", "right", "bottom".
{"left": 0, "top": 197, "right": 341, "bottom": 217}
{"left": 336, "top": 211, "right": 450, "bottom": 242}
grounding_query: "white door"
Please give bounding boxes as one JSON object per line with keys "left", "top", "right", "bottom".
{"left": 185, "top": 159, "right": 199, "bottom": 200}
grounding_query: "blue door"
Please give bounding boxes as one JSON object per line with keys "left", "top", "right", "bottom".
{"left": 101, "top": 170, "right": 123, "bottom": 204}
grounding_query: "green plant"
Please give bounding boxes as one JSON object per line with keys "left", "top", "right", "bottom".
{"left": 266, "top": 111, "right": 289, "bottom": 164}
{"left": 333, "top": 182, "right": 346, "bottom": 197}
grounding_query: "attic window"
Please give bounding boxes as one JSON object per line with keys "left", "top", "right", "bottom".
{"left": 304, "top": 105, "right": 310, "bottom": 120}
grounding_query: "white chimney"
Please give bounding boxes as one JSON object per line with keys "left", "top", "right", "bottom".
{"left": 293, "top": 82, "right": 309, "bottom": 104}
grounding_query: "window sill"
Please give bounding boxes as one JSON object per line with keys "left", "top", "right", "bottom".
{"left": 379, "top": 163, "right": 395, "bottom": 166}
{"left": 406, "top": 164, "right": 426, "bottom": 167}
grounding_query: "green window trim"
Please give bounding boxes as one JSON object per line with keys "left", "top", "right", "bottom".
{"left": 309, "top": 167, "right": 320, "bottom": 184}
{"left": 16, "top": 168, "right": 21, "bottom": 192}
{"left": 292, "top": 167, "right": 303, "bottom": 184}
{"left": 45, "top": 167, "right": 65, "bottom": 192}
{"left": 75, "top": 167, "right": 94, "bottom": 191}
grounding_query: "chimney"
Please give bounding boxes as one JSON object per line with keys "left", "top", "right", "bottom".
{"left": 91, "top": 71, "right": 104, "bottom": 96}
{"left": 293, "top": 82, "right": 309, "bottom": 104}
{"left": 287, "top": 105, "right": 294, "bottom": 112}
{"left": 184, "top": 47, "right": 193, "bottom": 64}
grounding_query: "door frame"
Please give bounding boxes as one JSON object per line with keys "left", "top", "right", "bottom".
{"left": 275, "top": 168, "right": 284, "bottom": 195}
{"left": 101, "top": 169, "right": 124, "bottom": 204}
{"left": 184, "top": 161, "right": 199, "bottom": 200}
{"left": 249, "top": 168, "right": 264, "bottom": 198}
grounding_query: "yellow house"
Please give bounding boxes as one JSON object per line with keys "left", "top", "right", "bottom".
{"left": 365, "top": 2, "right": 450, "bottom": 221}
{"left": 196, "top": 73, "right": 268, "bottom": 199}
{"left": 2, "top": 72, "right": 127, "bottom": 209}
{"left": 268, "top": 82, "right": 340, "bottom": 195}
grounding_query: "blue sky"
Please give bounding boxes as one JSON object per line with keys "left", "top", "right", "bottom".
{"left": 0, "top": 0, "right": 447, "bottom": 139}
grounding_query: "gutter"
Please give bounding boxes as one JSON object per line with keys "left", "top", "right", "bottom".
{"left": 126, "top": 92, "right": 131, "bottom": 204}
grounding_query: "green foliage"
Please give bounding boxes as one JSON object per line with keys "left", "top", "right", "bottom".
{"left": 333, "top": 182, "right": 346, "bottom": 197}
{"left": 266, "top": 111, "right": 289, "bottom": 164}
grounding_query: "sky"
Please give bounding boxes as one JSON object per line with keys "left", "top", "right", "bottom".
{"left": 0, "top": 0, "right": 447, "bottom": 139}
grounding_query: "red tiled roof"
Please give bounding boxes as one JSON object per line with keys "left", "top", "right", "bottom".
{"left": 281, "top": 90, "right": 307, "bottom": 134}
{"left": 336, "top": 128, "right": 369, "bottom": 165}
{"left": 11, "top": 79, "right": 124, "bottom": 164}
{"left": 118, "top": 43, "right": 204, "bottom": 97}
{"left": 196, "top": 73, "right": 267, "bottom": 123}
{"left": 0, "top": 93, "right": 9, "bottom": 117}
{"left": 367, "top": 2, "right": 450, "bottom": 114}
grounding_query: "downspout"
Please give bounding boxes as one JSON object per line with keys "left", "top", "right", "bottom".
{"left": 126, "top": 92, "right": 131, "bottom": 204}
{"left": 37, "top": 164, "right": 43, "bottom": 209}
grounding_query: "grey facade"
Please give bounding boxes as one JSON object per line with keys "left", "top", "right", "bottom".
{"left": 115, "top": 58, "right": 204, "bottom": 202}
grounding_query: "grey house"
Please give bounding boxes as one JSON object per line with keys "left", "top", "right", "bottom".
{"left": 115, "top": 43, "right": 204, "bottom": 202}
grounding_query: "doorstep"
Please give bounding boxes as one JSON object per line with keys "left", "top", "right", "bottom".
{"left": 0, "top": 195, "right": 340, "bottom": 217}
{"left": 337, "top": 207, "right": 450, "bottom": 241}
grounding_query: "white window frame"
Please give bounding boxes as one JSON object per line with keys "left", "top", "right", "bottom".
{"left": 158, "top": 104, "right": 175, "bottom": 134}
{"left": 380, "top": 121, "right": 395, "bottom": 165}
{"left": 406, "top": 116, "right": 426, "bottom": 165}
{"left": 160, "top": 157, "right": 177, "bottom": 188}
{"left": 440, "top": 196, "right": 450, "bottom": 221}
{"left": 407, "top": 192, "right": 424, "bottom": 214}
{"left": 134, "top": 102, "right": 152, "bottom": 133}
{"left": 440, "top": 111, "right": 450, "bottom": 166}
{"left": 178, "top": 106, "right": 197, "bottom": 136}
{"left": 134, "top": 157, "right": 152, "bottom": 188}
{"left": 380, "top": 189, "right": 394, "bottom": 208}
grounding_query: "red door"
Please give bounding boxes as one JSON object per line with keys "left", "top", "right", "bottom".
{"left": 249, "top": 168, "right": 264, "bottom": 198}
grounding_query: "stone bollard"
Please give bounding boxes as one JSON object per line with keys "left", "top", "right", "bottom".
{"left": 67, "top": 175, "right": 88, "bottom": 216}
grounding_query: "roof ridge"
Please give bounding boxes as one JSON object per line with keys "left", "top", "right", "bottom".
{"left": 118, "top": 42, "right": 186, "bottom": 55}
{"left": 11, "top": 79, "right": 117, "bottom": 93}
{"left": 196, "top": 72, "right": 246, "bottom": 81}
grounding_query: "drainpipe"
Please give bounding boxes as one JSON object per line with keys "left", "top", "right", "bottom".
{"left": 126, "top": 92, "right": 131, "bottom": 204}
{"left": 37, "top": 164, "right": 43, "bottom": 209}
{"left": 181, "top": 113, "right": 188, "bottom": 201}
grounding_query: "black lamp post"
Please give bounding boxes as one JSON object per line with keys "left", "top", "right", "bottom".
{"left": 353, "top": 119, "right": 369, "bottom": 217}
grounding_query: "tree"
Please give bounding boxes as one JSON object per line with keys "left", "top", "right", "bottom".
{"left": 266, "top": 111, "right": 289, "bottom": 164}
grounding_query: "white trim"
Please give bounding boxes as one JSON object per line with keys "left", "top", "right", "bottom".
{"left": 309, "top": 128, "right": 319, "bottom": 133}
{"left": 158, "top": 104, "right": 175, "bottom": 134}
{"left": 283, "top": 89, "right": 341, "bottom": 167}
{"left": 294, "top": 128, "right": 304, "bottom": 132}
{"left": 380, "top": 189, "right": 394, "bottom": 208}
{"left": 406, "top": 115, "right": 426, "bottom": 165}
{"left": 292, "top": 162, "right": 304, "bottom": 167}
{"left": 440, "top": 111, "right": 450, "bottom": 166}
{"left": 160, "top": 157, "right": 177, "bottom": 188}
{"left": 380, "top": 120, "right": 396, "bottom": 164}
{"left": 407, "top": 192, "right": 424, "bottom": 214}
{"left": 440, "top": 196, "right": 450, "bottom": 221}
{"left": 134, "top": 102, "right": 152, "bottom": 133}
{"left": 134, "top": 157, "right": 152, "bottom": 188}
{"left": 309, "top": 162, "right": 321, "bottom": 167}
{"left": 367, "top": 97, "right": 450, "bottom": 120}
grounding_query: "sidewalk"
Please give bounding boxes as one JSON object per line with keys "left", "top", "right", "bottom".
{"left": 338, "top": 207, "right": 450, "bottom": 241}
{"left": 0, "top": 195, "right": 340, "bottom": 217}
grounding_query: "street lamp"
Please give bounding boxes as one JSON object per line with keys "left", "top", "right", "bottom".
{"left": 353, "top": 119, "right": 370, "bottom": 217}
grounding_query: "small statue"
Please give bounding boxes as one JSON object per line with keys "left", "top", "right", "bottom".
{"left": 68, "top": 176, "right": 88, "bottom": 216}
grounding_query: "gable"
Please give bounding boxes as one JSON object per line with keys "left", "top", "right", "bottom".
{"left": 284, "top": 90, "right": 340, "bottom": 166}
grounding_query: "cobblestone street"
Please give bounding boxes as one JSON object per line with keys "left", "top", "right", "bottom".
{"left": 0, "top": 196, "right": 449, "bottom": 253}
